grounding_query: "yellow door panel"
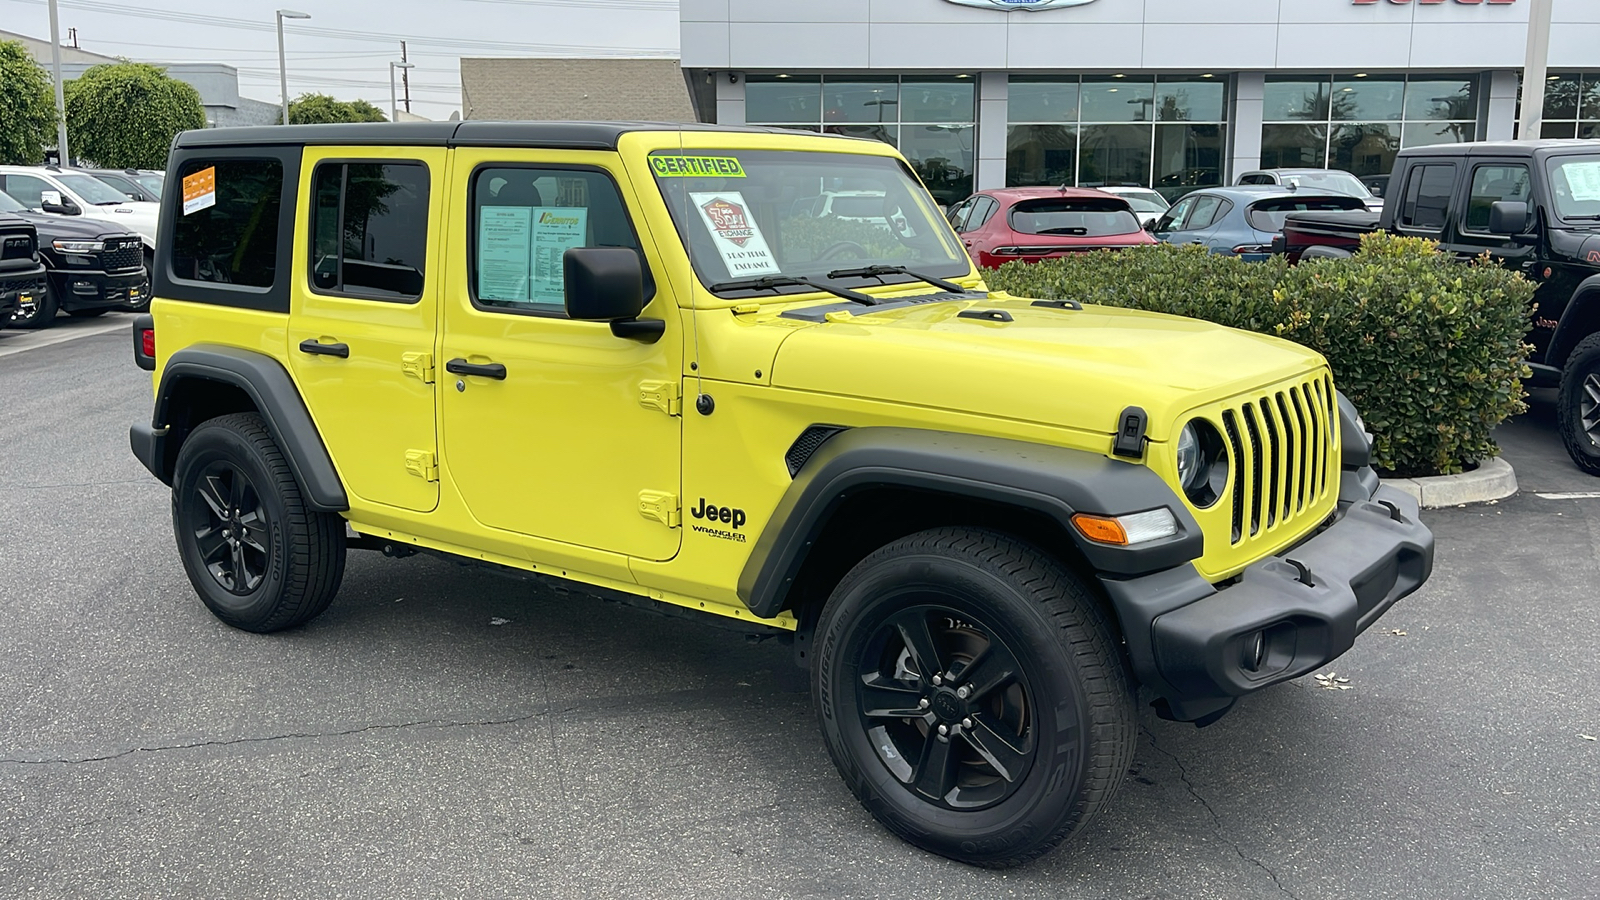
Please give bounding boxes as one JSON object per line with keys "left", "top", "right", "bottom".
{"left": 440, "top": 148, "right": 683, "bottom": 561}
{"left": 289, "top": 146, "right": 446, "bottom": 514}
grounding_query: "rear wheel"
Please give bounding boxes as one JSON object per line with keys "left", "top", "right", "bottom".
{"left": 8, "top": 279, "right": 58, "bottom": 329}
{"left": 172, "top": 412, "right": 345, "bottom": 632}
{"left": 1557, "top": 334, "right": 1600, "bottom": 476}
{"left": 812, "top": 527, "right": 1136, "bottom": 867}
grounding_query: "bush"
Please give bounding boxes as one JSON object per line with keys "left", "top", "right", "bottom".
{"left": 287, "top": 93, "right": 387, "bottom": 124}
{"left": 0, "top": 40, "right": 57, "bottom": 165}
{"left": 64, "top": 62, "right": 206, "bottom": 168}
{"left": 984, "top": 234, "right": 1534, "bottom": 477}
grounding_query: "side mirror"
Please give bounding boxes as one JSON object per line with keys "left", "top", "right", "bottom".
{"left": 1144, "top": 220, "right": 1159, "bottom": 233}
{"left": 1488, "top": 200, "right": 1531, "bottom": 237}
{"left": 564, "top": 247, "right": 661, "bottom": 342}
{"left": 41, "top": 196, "right": 79, "bottom": 215}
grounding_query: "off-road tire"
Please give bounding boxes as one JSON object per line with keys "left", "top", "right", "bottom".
{"left": 172, "top": 412, "right": 345, "bottom": 632}
{"left": 812, "top": 527, "right": 1136, "bottom": 867}
{"left": 8, "top": 280, "right": 58, "bottom": 329}
{"left": 1558, "top": 333, "right": 1600, "bottom": 476}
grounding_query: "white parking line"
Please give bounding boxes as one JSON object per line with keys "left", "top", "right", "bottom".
{"left": 1534, "top": 491, "right": 1600, "bottom": 500}
{"left": 0, "top": 319, "right": 128, "bottom": 359}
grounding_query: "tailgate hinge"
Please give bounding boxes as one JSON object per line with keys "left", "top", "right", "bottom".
{"left": 638, "top": 380, "right": 681, "bottom": 417}
{"left": 405, "top": 449, "right": 439, "bottom": 482}
{"left": 401, "top": 351, "right": 435, "bottom": 384}
{"left": 638, "top": 490, "right": 680, "bottom": 528}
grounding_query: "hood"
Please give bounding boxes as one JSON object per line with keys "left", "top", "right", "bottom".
{"left": 10, "top": 209, "right": 135, "bottom": 242}
{"left": 82, "top": 201, "right": 158, "bottom": 244}
{"left": 768, "top": 296, "right": 1327, "bottom": 441}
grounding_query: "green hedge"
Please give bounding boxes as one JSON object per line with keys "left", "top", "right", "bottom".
{"left": 984, "top": 234, "right": 1534, "bottom": 477}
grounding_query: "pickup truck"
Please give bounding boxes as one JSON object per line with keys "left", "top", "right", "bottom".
{"left": 1278, "top": 140, "right": 1600, "bottom": 474}
{"left": 0, "top": 212, "right": 47, "bottom": 326}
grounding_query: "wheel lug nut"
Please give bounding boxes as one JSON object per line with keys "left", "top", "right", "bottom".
{"left": 962, "top": 717, "right": 973, "bottom": 729}
{"left": 956, "top": 686, "right": 970, "bottom": 699}
{"left": 918, "top": 698, "right": 930, "bottom": 709}
{"left": 937, "top": 724, "right": 948, "bottom": 735}
{"left": 931, "top": 675, "right": 943, "bottom": 686}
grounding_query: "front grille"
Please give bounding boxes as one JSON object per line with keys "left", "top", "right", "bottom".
{"left": 0, "top": 276, "right": 47, "bottom": 295}
{"left": 1, "top": 234, "right": 35, "bottom": 261}
{"left": 102, "top": 240, "right": 143, "bottom": 271}
{"left": 1219, "top": 373, "right": 1337, "bottom": 546}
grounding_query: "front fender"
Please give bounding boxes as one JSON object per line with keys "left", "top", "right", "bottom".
{"left": 737, "top": 427, "right": 1202, "bottom": 619}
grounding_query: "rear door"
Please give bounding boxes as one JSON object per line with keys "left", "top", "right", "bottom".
{"left": 288, "top": 147, "right": 444, "bottom": 513}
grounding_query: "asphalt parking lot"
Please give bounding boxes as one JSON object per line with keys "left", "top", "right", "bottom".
{"left": 1, "top": 321, "right": 1596, "bottom": 900}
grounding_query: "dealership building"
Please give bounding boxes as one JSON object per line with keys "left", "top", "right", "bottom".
{"left": 674, "top": 0, "right": 1600, "bottom": 203}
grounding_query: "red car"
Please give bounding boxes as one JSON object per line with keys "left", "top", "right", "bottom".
{"left": 946, "top": 187, "right": 1157, "bottom": 269}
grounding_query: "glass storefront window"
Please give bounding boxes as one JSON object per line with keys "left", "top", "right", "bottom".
{"left": 1401, "top": 121, "right": 1475, "bottom": 148}
{"left": 1264, "top": 78, "right": 1330, "bottom": 122}
{"left": 1331, "top": 123, "right": 1400, "bottom": 177}
{"left": 1539, "top": 74, "right": 1600, "bottom": 141}
{"left": 1008, "top": 77, "right": 1079, "bottom": 123}
{"left": 1405, "top": 78, "right": 1476, "bottom": 122}
{"left": 1261, "top": 124, "right": 1329, "bottom": 169}
{"left": 900, "top": 79, "right": 975, "bottom": 123}
{"left": 900, "top": 125, "right": 974, "bottom": 206}
{"left": 1078, "top": 124, "right": 1152, "bottom": 185}
{"left": 823, "top": 81, "right": 900, "bottom": 124}
{"left": 1080, "top": 77, "right": 1155, "bottom": 123}
{"left": 1155, "top": 77, "right": 1225, "bottom": 122}
{"left": 1331, "top": 76, "right": 1405, "bottom": 121}
{"left": 745, "top": 75, "right": 821, "bottom": 125}
{"left": 1154, "top": 123, "right": 1223, "bottom": 193}
{"left": 1543, "top": 74, "right": 1581, "bottom": 120}
{"left": 1006, "top": 125, "right": 1077, "bottom": 187}
{"left": 826, "top": 124, "right": 896, "bottom": 143}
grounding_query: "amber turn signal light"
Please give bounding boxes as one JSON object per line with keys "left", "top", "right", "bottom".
{"left": 1071, "top": 513, "right": 1128, "bottom": 545}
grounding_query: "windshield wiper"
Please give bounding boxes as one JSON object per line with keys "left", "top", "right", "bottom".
{"left": 824, "top": 264, "right": 965, "bottom": 294}
{"left": 708, "top": 275, "right": 878, "bottom": 306}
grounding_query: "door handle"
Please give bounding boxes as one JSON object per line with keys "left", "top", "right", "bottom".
{"left": 445, "top": 358, "right": 507, "bottom": 380}
{"left": 298, "top": 338, "right": 349, "bottom": 358}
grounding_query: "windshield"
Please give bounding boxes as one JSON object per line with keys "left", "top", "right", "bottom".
{"left": 0, "top": 190, "right": 24, "bottom": 213}
{"left": 650, "top": 149, "right": 969, "bottom": 293}
{"left": 93, "top": 173, "right": 152, "bottom": 201}
{"left": 1009, "top": 198, "right": 1142, "bottom": 237}
{"left": 56, "top": 173, "right": 135, "bottom": 205}
{"left": 1111, "top": 189, "right": 1169, "bottom": 213}
{"left": 1546, "top": 156, "right": 1600, "bottom": 221}
{"left": 1246, "top": 196, "right": 1367, "bottom": 232}
{"left": 132, "top": 172, "right": 164, "bottom": 193}
{"left": 1279, "top": 171, "right": 1373, "bottom": 199}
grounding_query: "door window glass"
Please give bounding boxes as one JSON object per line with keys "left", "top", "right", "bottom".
{"left": 1398, "top": 164, "right": 1456, "bottom": 233}
{"left": 171, "top": 158, "right": 283, "bottom": 288}
{"left": 1463, "top": 164, "right": 1531, "bottom": 233}
{"left": 470, "top": 166, "right": 651, "bottom": 313}
{"left": 310, "top": 162, "right": 430, "bottom": 301}
{"left": 1156, "top": 196, "right": 1195, "bottom": 232}
{"left": 1, "top": 174, "right": 54, "bottom": 208}
{"left": 1184, "top": 195, "right": 1224, "bottom": 230}
{"left": 969, "top": 196, "right": 999, "bottom": 230}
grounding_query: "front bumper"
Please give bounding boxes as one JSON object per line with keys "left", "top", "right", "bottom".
{"left": 1101, "top": 469, "right": 1434, "bottom": 724}
{"left": 0, "top": 265, "right": 48, "bottom": 321}
{"left": 47, "top": 267, "right": 148, "bottom": 311}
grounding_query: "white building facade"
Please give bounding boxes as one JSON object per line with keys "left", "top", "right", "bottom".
{"left": 679, "top": 0, "right": 1600, "bottom": 203}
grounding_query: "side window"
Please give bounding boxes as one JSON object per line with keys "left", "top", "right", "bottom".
{"left": 1239, "top": 174, "right": 1267, "bottom": 186}
{"left": 471, "top": 166, "right": 652, "bottom": 313}
{"left": 946, "top": 199, "right": 974, "bottom": 231}
{"left": 970, "top": 196, "right": 999, "bottom": 230}
{"left": 1463, "top": 163, "right": 1531, "bottom": 233}
{"left": 1185, "top": 196, "right": 1225, "bottom": 231}
{"left": 310, "top": 161, "right": 430, "bottom": 301}
{"left": 171, "top": 158, "right": 284, "bottom": 288}
{"left": 3, "top": 174, "right": 54, "bottom": 208}
{"left": 1156, "top": 196, "right": 1195, "bottom": 232}
{"left": 1398, "top": 164, "right": 1456, "bottom": 233}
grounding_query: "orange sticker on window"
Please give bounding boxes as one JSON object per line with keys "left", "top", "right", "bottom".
{"left": 182, "top": 166, "right": 216, "bottom": 215}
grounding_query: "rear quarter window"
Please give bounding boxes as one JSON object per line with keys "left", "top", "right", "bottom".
{"left": 171, "top": 158, "right": 284, "bottom": 289}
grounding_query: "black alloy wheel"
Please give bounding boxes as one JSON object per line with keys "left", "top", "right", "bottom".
{"left": 813, "top": 527, "right": 1136, "bottom": 867}
{"left": 1558, "top": 334, "right": 1600, "bottom": 475}
{"left": 184, "top": 462, "right": 271, "bottom": 595}
{"left": 855, "top": 604, "right": 1036, "bottom": 811}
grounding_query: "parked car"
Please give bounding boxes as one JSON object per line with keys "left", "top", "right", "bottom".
{"left": 1150, "top": 186, "right": 1366, "bottom": 260}
{"left": 946, "top": 187, "right": 1156, "bottom": 267}
{"left": 128, "top": 121, "right": 1431, "bottom": 868}
{"left": 1091, "top": 185, "right": 1171, "bottom": 228}
{"left": 0, "top": 165, "right": 157, "bottom": 267}
{"left": 81, "top": 168, "right": 160, "bottom": 204}
{"left": 1236, "top": 168, "right": 1384, "bottom": 212}
{"left": 1276, "top": 139, "right": 1600, "bottom": 475}
{"left": 0, "top": 188, "right": 148, "bottom": 327}
{"left": 0, "top": 212, "right": 47, "bottom": 326}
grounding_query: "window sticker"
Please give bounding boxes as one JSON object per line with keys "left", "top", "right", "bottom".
{"left": 1563, "top": 161, "right": 1600, "bottom": 203}
{"left": 182, "top": 166, "right": 216, "bottom": 215}
{"left": 529, "top": 207, "right": 588, "bottom": 304}
{"left": 651, "top": 156, "right": 745, "bottom": 178}
{"left": 689, "top": 191, "right": 782, "bottom": 277}
{"left": 478, "top": 206, "right": 533, "bottom": 301}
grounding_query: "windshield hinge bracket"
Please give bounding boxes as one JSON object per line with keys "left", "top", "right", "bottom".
{"left": 1113, "top": 406, "right": 1148, "bottom": 460}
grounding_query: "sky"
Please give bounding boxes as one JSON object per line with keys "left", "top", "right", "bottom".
{"left": 0, "top": 0, "right": 680, "bottom": 118}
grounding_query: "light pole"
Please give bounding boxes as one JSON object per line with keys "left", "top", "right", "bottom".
{"left": 276, "top": 9, "right": 310, "bottom": 125}
{"left": 389, "top": 61, "right": 415, "bottom": 122}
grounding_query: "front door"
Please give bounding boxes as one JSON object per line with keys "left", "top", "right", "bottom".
{"left": 439, "top": 150, "right": 683, "bottom": 561}
{"left": 288, "top": 148, "right": 443, "bottom": 513}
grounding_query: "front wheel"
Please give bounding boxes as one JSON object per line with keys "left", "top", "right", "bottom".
{"left": 1557, "top": 333, "right": 1600, "bottom": 476}
{"left": 812, "top": 528, "right": 1136, "bottom": 867}
{"left": 172, "top": 412, "right": 346, "bottom": 632}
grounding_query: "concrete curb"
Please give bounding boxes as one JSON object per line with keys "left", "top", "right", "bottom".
{"left": 1382, "top": 456, "right": 1518, "bottom": 509}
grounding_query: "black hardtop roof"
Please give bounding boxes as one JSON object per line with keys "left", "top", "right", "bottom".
{"left": 173, "top": 121, "right": 840, "bottom": 151}
{"left": 1397, "top": 139, "right": 1600, "bottom": 160}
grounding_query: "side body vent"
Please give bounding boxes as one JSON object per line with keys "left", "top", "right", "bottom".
{"left": 785, "top": 425, "right": 849, "bottom": 477}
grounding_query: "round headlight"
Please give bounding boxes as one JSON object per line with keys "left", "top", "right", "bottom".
{"left": 1176, "top": 423, "right": 1202, "bottom": 491}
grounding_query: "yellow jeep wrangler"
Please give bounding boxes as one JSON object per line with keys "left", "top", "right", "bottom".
{"left": 129, "top": 122, "right": 1433, "bottom": 866}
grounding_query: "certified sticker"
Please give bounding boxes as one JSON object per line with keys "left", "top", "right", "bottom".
{"left": 182, "top": 166, "right": 216, "bottom": 215}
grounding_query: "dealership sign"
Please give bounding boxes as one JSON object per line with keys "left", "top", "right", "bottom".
{"left": 943, "top": 0, "right": 1099, "bottom": 9}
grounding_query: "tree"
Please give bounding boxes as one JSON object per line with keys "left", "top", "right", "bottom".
{"left": 287, "top": 93, "right": 387, "bottom": 124}
{"left": 64, "top": 62, "right": 206, "bottom": 168}
{"left": 0, "top": 40, "right": 58, "bottom": 165}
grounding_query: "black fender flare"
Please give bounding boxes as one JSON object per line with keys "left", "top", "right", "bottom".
{"left": 129, "top": 344, "right": 349, "bottom": 512}
{"left": 737, "top": 427, "right": 1202, "bottom": 619}
{"left": 1549, "top": 273, "right": 1600, "bottom": 367}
